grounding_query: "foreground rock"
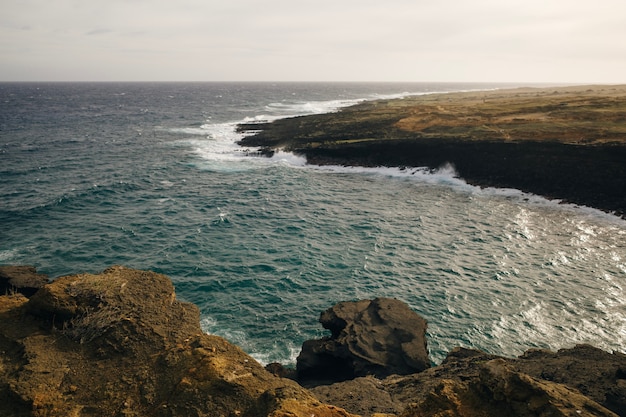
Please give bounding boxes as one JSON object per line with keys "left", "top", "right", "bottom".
{"left": 296, "top": 299, "right": 625, "bottom": 416}
{"left": 296, "top": 298, "right": 430, "bottom": 386}
{"left": 238, "top": 85, "right": 626, "bottom": 217}
{"left": 2, "top": 266, "right": 624, "bottom": 417}
{"left": 311, "top": 346, "right": 625, "bottom": 417}
{"left": 0, "top": 266, "right": 354, "bottom": 417}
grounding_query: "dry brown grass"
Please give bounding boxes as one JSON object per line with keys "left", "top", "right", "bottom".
{"left": 393, "top": 85, "right": 626, "bottom": 144}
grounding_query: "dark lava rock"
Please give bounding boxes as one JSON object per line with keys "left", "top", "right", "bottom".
{"left": 265, "top": 362, "right": 297, "bottom": 380}
{"left": 0, "top": 265, "right": 49, "bottom": 298}
{"left": 297, "top": 297, "right": 430, "bottom": 386}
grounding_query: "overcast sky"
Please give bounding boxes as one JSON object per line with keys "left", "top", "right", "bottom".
{"left": 1, "top": 0, "right": 625, "bottom": 83}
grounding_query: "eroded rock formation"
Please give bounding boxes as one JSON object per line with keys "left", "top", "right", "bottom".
{"left": 0, "top": 266, "right": 354, "bottom": 417}
{"left": 310, "top": 346, "right": 626, "bottom": 417}
{"left": 298, "top": 300, "right": 625, "bottom": 417}
{"left": 296, "top": 298, "right": 430, "bottom": 385}
{"left": 1, "top": 265, "right": 624, "bottom": 417}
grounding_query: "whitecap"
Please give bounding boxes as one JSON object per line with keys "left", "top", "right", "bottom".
{"left": 269, "top": 151, "right": 307, "bottom": 167}
{"left": 166, "top": 126, "right": 213, "bottom": 136}
{"left": 303, "top": 163, "right": 476, "bottom": 193}
{"left": 264, "top": 98, "right": 364, "bottom": 118}
{"left": 0, "top": 249, "right": 18, "bottom": 262}
{"left": 169, "top": 93, "right": 398, "bottom": 169}
{"left": 249, "top": 343, "right": 302, "bottom": 367}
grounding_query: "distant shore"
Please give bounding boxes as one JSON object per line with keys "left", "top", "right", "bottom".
{"left": 238, "top": 84, "right": 626, "bottom": 217}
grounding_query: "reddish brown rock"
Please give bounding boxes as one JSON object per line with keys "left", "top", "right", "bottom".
{"left": 3, "top": 266, "right": 623, "bottom": 417}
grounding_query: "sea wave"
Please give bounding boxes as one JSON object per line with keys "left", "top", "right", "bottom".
{"left": 171, "top": 92, "right": 427, "bottom": 170}
{"left": 263, "top": 98, "right": 364, "bottom": 117}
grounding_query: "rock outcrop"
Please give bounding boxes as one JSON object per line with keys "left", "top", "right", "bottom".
{"left": 401, "top": 358, "right": 617, "bottom": 417}
{"left": 298, "top": 299, "right": 626, "bottom": 416}
{"left": 310, "top": 346, "right": 626, "bottom": 417}
{"left": 0, "top": 266, "right": 354, "bottom": 417}
{"left": 0, "top": 265, "right": 49, "bottom": 297}
{"left": 2, "top": 265, "right": 625, "bottom": 417}
{"left": 296, "top": 298, "right": 430, "bottom": 386}
{"left": 511, "top": 345, "right": 626, "bottom": 416}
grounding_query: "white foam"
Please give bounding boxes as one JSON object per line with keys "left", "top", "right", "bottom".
{"left": 201, "top": 317, "right": 301, "bottom": 366}
{"left": 169, "top": 87, "right": 455, "bottom": 170}
{"left": 249, "top": 343, "right": 302, "bottom": 367}
{"left": 167, "top": 126, "right": 213, "bottom": 135}
{"left": 0, "top": 249, "right": 18, "bottom": 262}
{"left": 300, "top": 161, "right": 626, "bottom": 226}
{"left": 169, "top": 94, "right": 372, "bottom": 171}
{"left": 270, "top": 151, "right": 308, "bottom": 166}
{"left": 478, "top": 186, "right": 626, "bottom": 226}
{"left": 264, "top": 98, "right": 364, "bottom": 117}
{"left": 305, "top": 162, "right": 476, "bottom": 192}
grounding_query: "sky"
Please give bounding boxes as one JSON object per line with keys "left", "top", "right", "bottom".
{"left": 1, "top": 0, "right": 625, "bottom": 83}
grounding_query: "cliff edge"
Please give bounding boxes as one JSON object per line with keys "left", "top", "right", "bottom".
{"left": 0, "top": 266, "right": 353, "bottom": 417}
{"left": 1, "top": 265, "right": 624, "bottom": 417}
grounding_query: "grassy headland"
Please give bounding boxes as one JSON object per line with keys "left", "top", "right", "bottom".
{"left": 238, "top": 85, "right": 626, "bottom": 217}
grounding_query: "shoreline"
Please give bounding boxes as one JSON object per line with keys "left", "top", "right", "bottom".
{"left": 1, "top": 265, "right": 624, "bottom": 416}
{"left": 238, "top": 84, "right": 626, "bottom": 218}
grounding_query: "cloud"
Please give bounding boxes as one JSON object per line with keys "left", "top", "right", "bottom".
{"left": 0, "top": 0, "right": 625, "bottom": 82}
{"left": 86, "top": 29, "right": 113, "bottom": 36}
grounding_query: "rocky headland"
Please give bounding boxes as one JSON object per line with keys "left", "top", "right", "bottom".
{"left": 1, "top": 265, "right": 625, "bottom": 416}
{"left": 237, "top": 84, "right": 626, "bottom": 217}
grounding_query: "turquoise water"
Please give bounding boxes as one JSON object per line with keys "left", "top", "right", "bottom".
{"left": 1, "top": 82, "right": 624, "bottom": 365}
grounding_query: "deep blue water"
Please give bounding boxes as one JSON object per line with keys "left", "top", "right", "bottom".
{"left": 1, "top": 82, "right": 624, "bottom": 365}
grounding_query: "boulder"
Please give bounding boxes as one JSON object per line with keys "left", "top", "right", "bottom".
{"left": 297, "top": 297, "right": 430, "bottom": 385}
{"left": 0, "top": 265, "right": 49, "bottom": 297}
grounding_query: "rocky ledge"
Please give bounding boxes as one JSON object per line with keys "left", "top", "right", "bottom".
{"left": 238, "top": 85, "right": 626, "bottom": 217}
{"left": 1, "top": 265, "right": 625, "bottom": 417}
{"left": 0, "top": 266, "right": 353, "bottom": 417}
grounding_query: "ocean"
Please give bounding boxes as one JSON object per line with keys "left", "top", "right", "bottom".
{"left": 1, "top": 82, "right": 624, "bottom": 365}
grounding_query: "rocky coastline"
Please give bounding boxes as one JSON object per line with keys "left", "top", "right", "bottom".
{"left": 1, "top": 265, "right": 625, "bottom": 416}
{"left": 237, "top": 84, "right": 626, "bottom": 218}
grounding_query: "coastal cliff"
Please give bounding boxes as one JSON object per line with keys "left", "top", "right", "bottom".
{"left": 238, "top": 85, "right": 626, "bottom": 217}
{"left": 0, "top": 266, "right": 353, "bottom": 417}
{"left": 1, "top": 265, "right": 624, "bottom": 416}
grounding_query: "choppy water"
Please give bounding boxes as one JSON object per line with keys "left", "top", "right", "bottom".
{"left": 1, "top": 82, "right": 624, "bottom": 365}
